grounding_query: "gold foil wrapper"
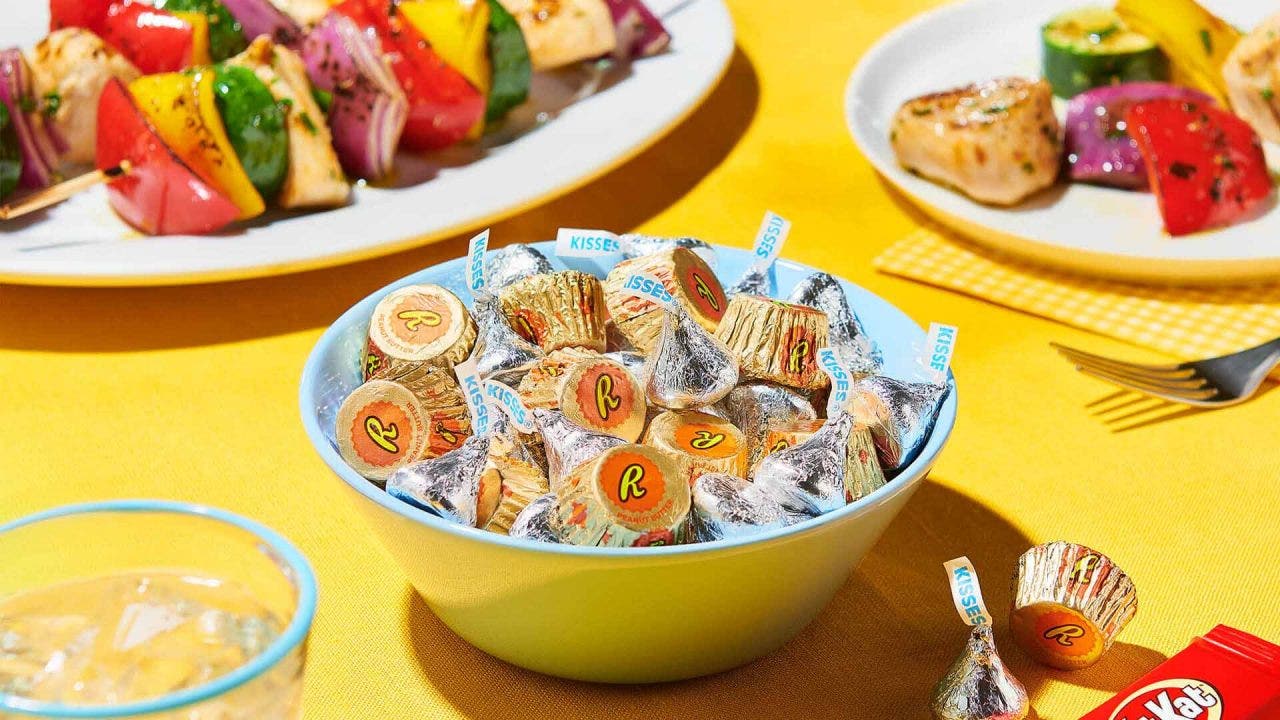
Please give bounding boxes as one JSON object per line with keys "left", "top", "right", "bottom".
{"left": 335, "top": 380, "right": 429, "bottom": 483}
{"left": 762, "top": 419, "right": 886, "bottom": 503}
{"left": 483, "top": 456, "right": 551, "bottom": 535}
{"left": 1010, "top": 541, "right": 1137, "bottom": 670}
{"left": 420, "top": 404, "right": 473, "bottom": 460}
{"left": 390, "top": 362, "right": 466, "bottom": 409}
{"left": 557, "top": 444, "right": 690, "bottom": 547}
{"left": 714, "top": 295, "right": 830, "bottom": 391}
{"left": 602, "top": 248, "right": 727, "bottom": 351}
{"left": 516, "top": 347, "right": 603, "bottom": 410}
{"left": 558, "top": 357, "right": 647, "bottom": 442}
{"left": 499, "top": 271, "right": 607, "bottom": 352}
{"left": 643, "top": 410, "right": 746, "bottom": 486}
{"left": 365, "top": 285, "right": 477, "bottom": 371}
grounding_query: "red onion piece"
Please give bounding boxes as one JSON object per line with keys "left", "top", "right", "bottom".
{"left": 1065, "top": 82, "right": 1215, "bottom": 190}
{"left": 300, "top": 12, "right": 406, "bottom": 180}
{"left": 0, "top": 48, "right": 59, "bottom": 188}
{"left": 220, "top": 0, "right": 304, "bottom": 48}
{"left": 603, "top": 0, "right": 670, "bottom": 59}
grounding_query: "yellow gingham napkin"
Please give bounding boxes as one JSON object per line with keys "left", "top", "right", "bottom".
{"left": 874, "top": 227, "right": 1280, "bottom": 377}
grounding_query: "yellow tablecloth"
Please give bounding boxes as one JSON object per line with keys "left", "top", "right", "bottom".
{"left": 3, "top": 1, "right": 1280, "bottom": 718}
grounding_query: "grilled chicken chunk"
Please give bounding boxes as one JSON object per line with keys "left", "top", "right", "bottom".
{"left": 890, "top": 78, "right": 1062, "bottom": 206}
{"left": 26, "top": 29, "right": 140, "bottom": 167}
{"left": 1224, "top": 12, "right": 1280, "bottom": 144}
{"left": 498, "top": 0, "right": 617, "bottom": 71}
{"left": 227, "top": 37, "right": 350, "bottom": 209}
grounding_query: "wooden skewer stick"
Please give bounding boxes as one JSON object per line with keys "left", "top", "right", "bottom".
{"left": 0, "top": 160, "right": 132, "bottom": 221}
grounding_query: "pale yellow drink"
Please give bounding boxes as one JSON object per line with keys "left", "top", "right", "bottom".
{"left": 0, "top": 571, "right": 300, "bottom": 719}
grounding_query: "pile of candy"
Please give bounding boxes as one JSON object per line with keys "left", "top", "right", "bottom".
{"left": 334, "top": 217, "right": 954, "bottom": 548}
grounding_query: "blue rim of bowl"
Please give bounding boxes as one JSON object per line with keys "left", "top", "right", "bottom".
{"left": 298, "top": 245, "right": 958, "bottom": 558}
{"left": 0, "top": 499, "right": 318, "bottom": 718}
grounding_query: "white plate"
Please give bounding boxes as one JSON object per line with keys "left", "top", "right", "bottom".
{"left": 846, "top": 0, "right": 1280, "bottom": 285}
{"left": 0, "top": 0, "right": 733, "bottom": 286}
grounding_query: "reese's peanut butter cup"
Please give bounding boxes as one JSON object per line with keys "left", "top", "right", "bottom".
{"left": 422, "top": 405, "right": 473, "bottom": 459}
{"left": 763, "top": 419, "right": 824, "bottom": 459}
{"left": 367, "top": 285, "right": 477, "bottom": 371}
{"left": 516, "top": 347, "right": 603, "bottom": 410}
{"left": 690, "top": 473, "right": 793, "bottom": 542}
{"left": 618, "top": 234, "right": 715, "bottom": 262}
{"left": 1010, "top": 542, "right": 1137, "bottom": 671}
{"left": 722, "top": 383, "right": 817, "bottom": 470}
{"left": 789, "top": 272, "right": 881, "bottom": 376}
{"left": 510, "top": 493, "right": 562, "bottom": 543}
{"left": 646, "top": 304, "right": 739, "bottom": 410}
{"left": 391, "top": 362, "right": 467, "bottom": 409}
{"left": 386, "top": 434, "right": 500, "bottom": 527}
{"left": 481, "top": 455, "right": 550, "bottom": 535}
{"left": 558, "top": 358, "right": 647, "bottom": 442}
{"left": 498, "top": 271, "right": 607, "bottom": 352}
{"left": 714, "top": 295, "right": 829, "bottom": 391}
{"left": 643, "top": 410, "right": 746, "bottom": 486}
{"left": 557, "top": 444, "right": 690, "bottom": 548}
{"left": 603, "top": 248, "right": 727, "bottom": 351}
{"left": 336, "top": 380, "right": 430, "bottom": 483}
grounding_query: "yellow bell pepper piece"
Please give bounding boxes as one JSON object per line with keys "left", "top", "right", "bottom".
{"left": 129, "top": 71, "right": 265, "bottom": 220}
{"left": 171, "top": 11, "right": 213, "bottom": 67}
{"left": 1115, "top": 0, "right": 1242, "bottom": 106}
{"left": 398, "top": 0, "right": 492, "bottom": 94}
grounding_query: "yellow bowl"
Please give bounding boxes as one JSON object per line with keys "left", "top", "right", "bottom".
{"left": 299, "top": 243, "right": 957, "bottom": 683}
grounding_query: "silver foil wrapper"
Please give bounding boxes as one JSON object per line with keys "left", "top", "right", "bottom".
{"left": 604, "top": 350, "right": 648, "bottom": 383}
{"left": 722, "top": 383, "right": 818, "bottom": 469}
{"left": 788, "top": 272, "right": 882, "bottom": 375}
{"left": 485, "top": 244, "right": 554, "bottom": 291}
{"left": 690, "top": 473, "right": 794, "bottom": 542}
{"left": 509, "top": 492, "right": 562, "bottom": 544}
{"left": 931, "top": 625, "right": 1029, "bottom": 720}
{"left": 386, "top": 434, "right": 493, "bottom": 526}
{"left": 751, "top": 412, "right": 857, "bottom": 516}
{"left": 534, "top": 409, "right": 626, "bottom": 492}
{"left": 726, "top": 263, "right": 775, "bottom": 297}
{"left": 619, "top": 234, "right": 717, "bottom": 267}
{"left": 473, "top": 295, "right": 543, "bottom": 381}
{"left": 861, "top": 375, "right": 951, "bottom": 475}
{"left": 645, "top": 305, "right": 739, "bottom": 410}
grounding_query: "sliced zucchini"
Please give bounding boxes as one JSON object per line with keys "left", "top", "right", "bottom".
{"left": 1042, "top": 7, "right": 1170, "bottom": 98}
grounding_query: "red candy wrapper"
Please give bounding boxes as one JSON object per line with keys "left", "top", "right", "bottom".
{"left": 1080, "top": 625, "right": 1280, "bottom": 720}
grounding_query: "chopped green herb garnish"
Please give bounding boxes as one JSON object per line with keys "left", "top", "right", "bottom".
{"left": 1088, "top": 23, "right": 1120, "bottom": 43}
{"left": 311, "top": 88, "right": 333, "bottom": 114}
{"left": 41, "top": 91, "right": 60, "bottom": 117}
{"left": 299, "top": 111, "right": 317, "bottom": 135}
{"left": 1021, "top": 161, "right": 1035, "bottom": 174}
{"left": 1263, "top": 87, "right": 1275, "bottom": 102}
{"left": 1200, "top": 29, "right": 1213, "bottom": 55}
{"left": 982, "top": 104, "right": 1009, "bottom": 115}
{"left": 278, "top": 97, "right": 294, "bottom": 109}
{"left": 17, "top": 95, "right": 36, "bottom": 114}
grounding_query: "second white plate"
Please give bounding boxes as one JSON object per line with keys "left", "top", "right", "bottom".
{"left": 846, "top": 0, "right": 1280, "bottom": 285}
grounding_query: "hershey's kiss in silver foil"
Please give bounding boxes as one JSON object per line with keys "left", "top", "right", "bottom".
{"left": 788, "top": 272, "right": 882, "bottom": 375}
{"left": 726, "top": 261, "right": 775, "bottom": 297}
{"left": 931, "top": 625, "right": 1029, "bottom": 720}
{"left": 619, "top": 234, "right": 717, "bottom": 266}
{"left": 751, "top": 412, "right": 860, "bottom": 516}
{"left": 386, "top": 434, "right": 496, "bottom": 526}
{"left": 722, "top": 383, "right": 818, "bottom": 469}
{"left": 859, "top": 375, "right": 951, "bottom": 475}
{"left": 690, "top": 473, "right": 794, "bottom": 542}
{"left": 604, "top": 350, "right": 648, "bottom": 384}
{"left": 645, "top": 304, "right": 739, "bottom": 410}
{"left": 509, "top": 492, "right": 561, "bottom": 544}
{"left": 534, "top": 409, "right": 626, "bottom": 492}
{"left": 484, "top": 243, "right": 554, "bottom": 291}
{"left": 473, "top": 294, "right": 543, "bottom": 381}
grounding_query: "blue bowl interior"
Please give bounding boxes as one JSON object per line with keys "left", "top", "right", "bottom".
{"left": 300, "top": 242, "right": 958, "bottom": 557}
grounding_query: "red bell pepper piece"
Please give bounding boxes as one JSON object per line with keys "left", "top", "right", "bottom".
{"left": 1126, "top": 98, "right": 1274, "bottom": 236}
{"left": 49, "top": 0, "right": 113, "bottom": 32}
{"left": 51, "top": 0, "right": 199, "bottom": 75}
{"left": 96, "top": 78, "right": 239, "bottom": 235}
{"left": 333, "top": 0, "right": 485, "bottom": 152}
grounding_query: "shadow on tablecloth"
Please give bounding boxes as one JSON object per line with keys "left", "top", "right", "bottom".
{"left": 400, "top": 480, "right": 1165, "bottom": 719}
{"left": 0, "top": 47, "right": 761, "bottom": 354}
